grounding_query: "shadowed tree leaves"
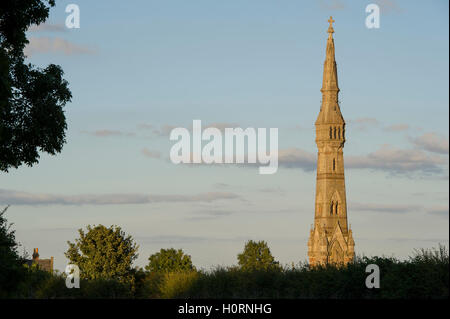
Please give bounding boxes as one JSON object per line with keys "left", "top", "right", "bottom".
{"left": 0, "top": 0, "right": 71, "bottom": 172}
{"left": 65, "top": 225, "right": 139, "bottom": 285}
{"left": 0, "top": 206, "right": 26, "bottom": 297}
{"left": 237, "top": 240, "right": 280, "bottom": 271}
{"left": 146, "top": 248, "right": 195, "bottom": 273}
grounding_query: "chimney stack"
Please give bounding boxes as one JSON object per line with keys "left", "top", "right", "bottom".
{"left": 32, "top": 248, "right": 39, "bottom": 261}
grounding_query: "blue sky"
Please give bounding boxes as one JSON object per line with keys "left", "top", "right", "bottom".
{"left": 0, "top": 0, "right": 448, "bottom": 271}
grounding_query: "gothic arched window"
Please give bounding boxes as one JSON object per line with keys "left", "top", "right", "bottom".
{"left": 334, "top": 127, "right": 336, "bottom": 139}
{"left": 333, "top": 159, "right": 336, "bottom": 171}
{"left": 330, "top": 202, "right": 334, "bottom": 215}
{"left": 329, "top": 127, "right": 332, "bottom": 139}
{"left": 338, "top": 127, "right": 341, "bottom": 139}
{"left": 335, "top": 202, "right": 339, "bottom": 215}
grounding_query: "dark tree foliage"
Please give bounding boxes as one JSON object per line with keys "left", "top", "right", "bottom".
{"left": 182, "top": 246, "right": 449, "bottom": 299}
{"left": 0, "top": 0, "right": 72, "bottom": 172}
{"left": 0, "top": 206, "right": 26, "bottom": 297}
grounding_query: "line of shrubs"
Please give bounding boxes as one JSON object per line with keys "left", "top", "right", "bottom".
{"left": 13, "top": 246, "right": 449, "bottom": 299}
{"left": 1, "top": 209, "right": 448, "bottom": 299}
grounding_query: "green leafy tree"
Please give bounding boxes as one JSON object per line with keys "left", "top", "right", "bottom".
{"left": 146, "top": 248, "right": 195, "bottom": 273}
{"left": 237, "top": 240, "right": 279, "bottom": 271}
{"left": 0, "top": 0, "right": 72, "bottom": 172}
{"left": 65, "top": 225, "right": 139, "bottom": 285}
{"left": 0, "top": 206, "right": 26, "bottom": 297}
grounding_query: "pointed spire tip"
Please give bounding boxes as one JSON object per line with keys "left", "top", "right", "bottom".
{"left": 327, "top": 16, "right": 335, "bottom": 36}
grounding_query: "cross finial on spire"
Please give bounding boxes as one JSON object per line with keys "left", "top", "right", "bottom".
{"left": 327, "top": 16, "right": 335, "bottom": 35}
{"left": 328, "top": 16, "right": 335, "bottom": 27}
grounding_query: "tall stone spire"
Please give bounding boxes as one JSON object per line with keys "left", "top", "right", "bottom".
{"left": 316, "top": 16, "right": 344, "bottom": 126}
{"left": 322, "top": 16, "right": 338, "bottom": 92}
{"left": 308, "top": 17, "right": 354, "bottom": 266}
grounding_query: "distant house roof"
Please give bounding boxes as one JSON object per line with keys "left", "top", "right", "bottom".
{"left": 24, "top": 248, "right": 54, "bottom": 272}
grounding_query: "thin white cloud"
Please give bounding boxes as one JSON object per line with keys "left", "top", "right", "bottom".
{"left": 149, "top": 122, "right": 240, "bottom": 137}
{"left": 185, "top": 209, "right": 233, "bottom": 221}
{"left": 138, "top": 124, "right": 154, "bottom": 130}
{"left": 347, "top": 117, "right": 380, "bottom": 131}
{"left": 204, "top": 122, "right": 240, "bottom": 132}
{"left": 24, "top": 37, "right": 95, "bottom": 56}
{"left": 384, "top": 237, "right": 448, "bottom": 243}
{"left": 28, "top": 23, "right": 67, "bottom": 33}
{"left": 151, "top": 124, "right": 179, "bottom": 137}
{"left": 141, "top": 148, "right": 162, "bottom": 159}
{"left": 0, "top": 189, "right": 240, "bottom": 206}
{"left": 81, "top": 130, "right": 135, "bottom": 137}
{"left": 258, "top": 187, "right": 286, "bottom": 195}
{"left": 385, "top": 124, "right": 409, "bottom": 132}
{"left": 135, "top": 235, "right": 247, "bottom": 244}
{"left": 139, "top": 124, "right": 447, "bottom": 175}
{"left": 212, "top": 183, "right": 230, "bottom": 189}
{"left": 352, "top": 118, "right": 379, "bottom": 125}
{"left": 345, "top": 145, "right": 446, "bottom": 174}
{"left": 135, "top": 235, "right": 209, "bottom": 244}
{"left": 277, "top": 145, "right": 446, "bottom": 174}
{"left": 349, "top": 202, "right": 422, "bottom": 213}
{"left": 153, "top": 145, "right": 446, "bottom": 175}
{"left": 427, "top": 206, "right": 449, "bottom": 218}
{"left": 278, "top": 148, "right": 316, "bottom": 171}
{"left": 375, "top": 0, "right": 403, "bottom": 14}
{"left": 411, "top": 133, "right": 449, "bottom": 155}
{"left": 318, "top": 0, "right": 346, "bottom": 11}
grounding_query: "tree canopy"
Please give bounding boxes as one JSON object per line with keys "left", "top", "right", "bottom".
{"left": 65, "top": 225, "right": 139, "bottom": 284}
{"left": 0, "top": 0, "right": 71, "bottom": 172}
{"left": 237, "top": 240, "right": 279, "bottom": 271}
{"left": 0, "top": 206, "right": 26, "bottom": 297}
{"left": 146, "top": 248, "right": 195, "bottom": 273}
